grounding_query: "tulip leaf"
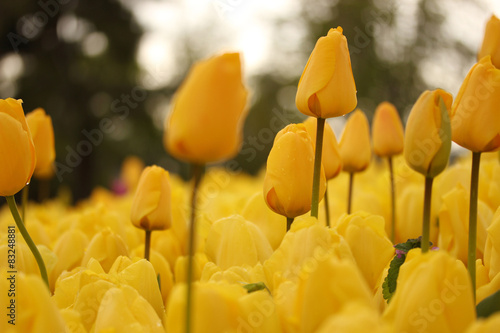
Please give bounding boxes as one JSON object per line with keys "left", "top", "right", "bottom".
{"left": 476, "top": 289, "right": 500, "bottom": 318}
{"left": 242, "top": 282, "right": 270, "bottom": 294}
{"left": 157, "top": 273, "right": 161, "bottom": 292}
{"left": 382, "top": 237, "right": 430, "bottom": 303}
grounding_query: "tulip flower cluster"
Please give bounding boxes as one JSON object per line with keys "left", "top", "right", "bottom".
{"left": 2, "top": 14, "right": 500, "bottom": 333}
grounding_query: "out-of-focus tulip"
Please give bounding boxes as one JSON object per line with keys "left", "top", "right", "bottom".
{"left": 0, "top": 98, "right": 36, "bottom": 196}
{"left": 263, "top": 124, "right": 326, "bottom": 218}
{"left": 383, "top": 249, "right": 476, "bottom": 333}
{"left": 372, "top": 102, "right": 404, "bottom": 157}
{"left": 339, "top": 109, "right": 371, "bottom": 173}
{"left": 174, "top": 253, "right": 209, "bottom": 284}
{"left": 166, "top": 282, "right": 245, "bottom": 333}
{"left": 238, "top": 289, "right": 281, "bottom": 333}
{"left": 296, "top": 27, "right": 357, "bottom": 119}
{"left": 404, "top": 89, "right": 452, "bottom": 177}
{"left": 465, "top": 311, "right": 500, "bottom": 333}
{"left": 336, "top": 212, "right": 394, "bottom": 291}
{"left": 478, "top": 14, "right": 500, "bottom": 68}
{"left": 484, "top": 207, "right": 500, "bottom": 280}
{"left": 205, "top": 215, "right": 273, "bottom": 270}
{"left": 93, "top": 285, "right": 164, "bottom": 333}
{"left": 120, "top": 155, "right": 145, "bottom": 192}
{"left": 164, "top": 52, "right": 249, "bottom": 164}
{"left": 130, "top": 165, "right": 172, "bottom": 231}
{"left": 80, "top": 228, "right": 129, "bottom": 272}
{"left": 303, "top": 117, "right": 342, "bottom": 179}
{"left": 451, "top": 56, "right": 500, "bottom": 153}
{"left": 26, "top": 108, "right": 55, "bottom": 179}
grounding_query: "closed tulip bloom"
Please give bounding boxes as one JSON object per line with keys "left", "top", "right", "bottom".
{"left": 451, "top": 56, "right": 500, "bottom": 152}
{"left": 263, "top": 124, "right": 326, "bottom": 218}
{"left": 404, "top": 89, "right": 452, "bottom": 177}
{"left": 484, "top": 208, "right": 500, "bottom": 281}
{"left": 80, "top": 228, "right": 129, "bottom": 272}
{"left": 372, "top": 102, "right": 404, "bottom": 157}
{"left": 339, "top": 110, "right": 371, "bottom": 173}
{"left": 164, "top": 52, "right": 249, "bottom": 164}
{"left": 26, "top": 108, "right": 55, "bottom": 179}
{"left": 303, "top": 117, "right": 342, "bottom": 179}
{"left": 131, "top": 165, "right": 172, "bottom": 231}
{"left": 478, "top": 15, "right": 500, "bottom": 68}
{"left": 296, "top": 27, "right": 357, "bottom": 118}
{"left": 0, "top": 98, "right": 36, "bottom": 196}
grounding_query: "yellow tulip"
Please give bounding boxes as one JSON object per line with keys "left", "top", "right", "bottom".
{"left": 478, "top": 14, "right": 500, "bottom": 68}
{"left": 120, "top": 155, "right": 145, "bottom": 193}
{"left": 303, "top": 117, "right": 342, "bottom": 179}
{"left": 26, "top": 108, "right": 55, "bottom": 179}
{"left": 0, "top": 98, "right": 36, "bottom": 196}
{"left": 404, "top": 89, "right": 452, "bottom": 177}
{"left": 465, "top": 312, "right": 500, "bottom": 333}
{"left": 130, "top": 165, "right": 172, "bottom": 231}
{"left": 451, "top": 56, "right": 500, "bottom": 152}
{"left": 484, "top": 207, "right": 500, "bottom": 280}
{"left": 339, "top": 109, "right": 372, "bottom": 173}
{"left": 205, "top": 215, "right": 273, "bottom": 270}
{"left": 372, "top": 102, "right": 404, "bottom": 157}
{"left": 164, "top": 52, "right": 249, "bottom": 164}
{"left": 80, "top": 228, "right": 129, "bottom": 272}
{"left": 296, "top": 27, "right": 357, "bottom": 118}
{"left": 238, "top": 290, "right": 281, "bottom": 333}
{"left": 383, "top": 249, "right": 476, "bottom": 333}
{"left": 263, "top": 123, "right": 326, "bottom": 218}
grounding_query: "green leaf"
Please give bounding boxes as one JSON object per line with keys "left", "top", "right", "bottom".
{"left": 476, "top": 289, "right": 500, "bottom": 318}
{"left": 242, "top": 282, "right": 270, "bottom": 294}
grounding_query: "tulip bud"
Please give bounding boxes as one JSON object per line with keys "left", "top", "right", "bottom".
{"left": 303, "top": 117, "right": 342, "bottom": 179}
{"left": 478, "top": 14, "right": 500, "bottom": 68}
{"left": 263, "top": 124, "right": 326, "bottom": 218}
{"left": 131, "top": 165, "right": 172, "bottom": 231}
{"left": 404, "top": 89, "right": 452, "bottom": 178}
{"left": 26, "top": 108, "right": 55, "bottom": 179}
{"left": 81, "top": 228, "right": 129, "bottom": 272}
{"left": 120, "top": 156, "right": 145, "bottom": 193}
{"left": 339, "top": 110, "right": 371, "bottom": 173}
{"left": 451, "top": 56, "right": 500, "bottom": 152}
{"left": 372, "top": 102, "right": 404, "bottom": 157}
{"left": 0, "top": 98, "right": 36, "bottom": 196}
{"left": 164, "top": 53, "right": 249, "bottom": 164}
{"left": 296, "top": 27, "right": 357, "bottom": 118}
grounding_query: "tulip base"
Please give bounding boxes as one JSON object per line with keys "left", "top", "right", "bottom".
{"left": 311, "top": 118, "right": 325, "bottom": 218}
{"left": 5, "top": 195, "right": 49, "bottom": 290}
{"left": 468, "top": 151, "right": 481, "bottom": 301}
{"left": 421, "top": 177, "right": 433, "bottom": 253}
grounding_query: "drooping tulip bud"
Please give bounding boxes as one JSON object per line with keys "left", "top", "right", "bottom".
{"left": 0, "top": 98, "right": 36, "bottom": 196}
{"left": 339, "top": 110, "right": 371, "bottom": 173}
{"left": 263, "top": 124, "right": 326, "bottom": 218}
{"left": 164, "top": 53, "right": 249, "bottom": 164}
{"left": 371, "top": 102, "right": 404, "bottom": 158}
{"left": 296, "top": 27, "right": 357, "bottom": 119}
{"left": 26, "top": 108, "right": 55, "bottom": 179}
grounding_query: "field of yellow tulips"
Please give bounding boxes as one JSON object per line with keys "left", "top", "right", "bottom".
{"left": 1, "top": 15, "right": 500, "bottom": 333}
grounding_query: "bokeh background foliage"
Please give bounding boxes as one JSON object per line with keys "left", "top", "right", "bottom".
{"left": 0, "top": 0, "right": 489, "bottom": 201}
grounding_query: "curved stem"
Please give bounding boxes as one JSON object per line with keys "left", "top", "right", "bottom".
{"left": 286, "top": 217, "right": 294, "bottom": 232}
{"left": 421, "top": 176, "right": 434, "bottom": 253}
{"left": 5, "top": 195, "right": 49, "bottom": 289}
{"left": 324, "top": 184, "right": 331, "bottom": 227}
{"left": 186, "top": 164, "right": 204, "bottom": 333}
{"left": 22, "top": 184, "right": 29, "bottom": 223}
{"left": 388, "top": 157, "right": 396, "bottom": 243}
{"left": 347, "top": 172, "right": 354, "bottom": 214}
{"left": 144, "top": 230, "right": 152, "bottom": 261}
{"left": 468, "top": 152, "right": 481, "bottom": 301}
{"left": 311, "top": 117, "right": 325, "bottom": 218}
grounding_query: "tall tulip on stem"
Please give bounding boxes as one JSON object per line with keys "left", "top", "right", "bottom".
{"left": 295, "top": 27, "right": 357, "bottom": 219}
{"left": 163, "top": 53, "right": 249, "bottom": 333}
{"left": 404, "top": 89, "right": 452, "bottom": 253}
{"left": 451, "top": 55, "right": 500, "bottom": 300}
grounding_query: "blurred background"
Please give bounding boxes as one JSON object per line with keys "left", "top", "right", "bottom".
{"left": 0, "top": 0, "right": 498, "bottom": 202}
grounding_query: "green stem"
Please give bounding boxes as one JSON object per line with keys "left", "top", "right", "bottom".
{"left": 311, "top": 117, "right": 325, "bottom": 218}
{"left": 468, "top": 151, "right": 481, "bottom": 301}
{"left": 421, "top": 176, "right": 434, "bottom": 253}
{"left": 5, "top": 195, "right": 49, "bottom": 289}
{"left": 186, "top": 164, "right": 204, "bottom": 333}
{"left": 388, "top": 157, "right": 396, "bottom": 243}
{"left": 347, "top": 172, "right": 354, "bottom": 214}
{"left": 22, "top": 184, "right": 29, "bottom": 223}
{"left": 144, "top": 230, "right": 152, "bottom": 261}
{"left": 286, "top": 217, "right": 294, "bottom": 232}
{"left": 324, "top": 184, "right": 331, "bottom": 227}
